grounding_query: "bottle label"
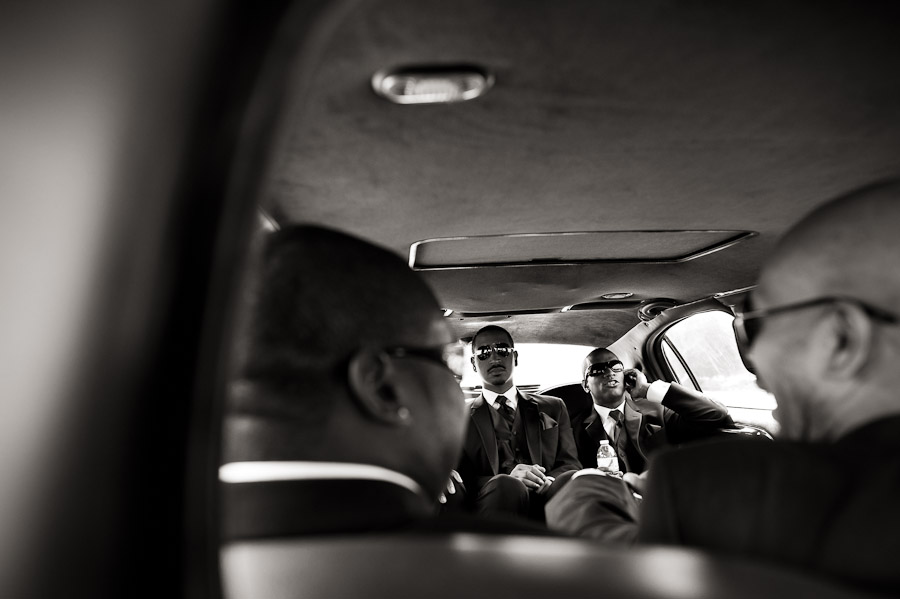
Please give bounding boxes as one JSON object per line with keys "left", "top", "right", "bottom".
{"left": 597, "top": 443, "right": 620, "bottom": 473}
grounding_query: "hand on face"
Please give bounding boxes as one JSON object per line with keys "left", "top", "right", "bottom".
{"left": 624, "top": 368, "right": 650, "bottom": 399}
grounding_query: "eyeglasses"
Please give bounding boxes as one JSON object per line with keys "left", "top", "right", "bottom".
{"left": 386, "top": 342, "right": 466, "bottom": 379}
{"left": 474, "top": 344, "right": 513, "bottom": 361}
{"left": 584, "top": 360, "right": 624, "bottom": 380}
{"left": 732, "top": 294, "right": 898, "bottom": 353}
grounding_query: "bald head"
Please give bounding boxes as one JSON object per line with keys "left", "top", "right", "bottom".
{"left": 228, "top": 225, "right": 455, "bottom": 431}
{"left": 750, "top": 179, "right": 900, "bottom": 442}
{"left": 239, "top": 225, "right": 445, "bottom": 391}
{"left": 225, "top": 225, "right": 466, "bottom": 499}
{"left": 759, "top": 180, "right": 900, "bottom": 310}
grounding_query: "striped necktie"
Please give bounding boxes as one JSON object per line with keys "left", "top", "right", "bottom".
{"left": 497, "top": 395, "right": 516, "bottom": 425}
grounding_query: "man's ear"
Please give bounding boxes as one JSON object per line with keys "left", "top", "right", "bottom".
{"left": 582, "top": 378, "right": 589, "bottom": 393}
{"left": 513, "top": 350, "right": 518, "bottom": 366}
{"left": 828, "top": 302, "right": 874, "bottom": 378}
{"left": 471, "top": 356, "right": 477, "bottom": 371}
{"left": 347, "top": 349, "right": 412, "bottom": 426}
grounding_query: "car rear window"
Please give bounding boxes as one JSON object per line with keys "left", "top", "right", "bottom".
{"left": 460, "top": 343, "right": 594, "bottom": 392}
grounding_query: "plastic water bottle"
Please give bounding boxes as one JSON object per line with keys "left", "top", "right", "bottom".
{"left": 596, "top": 440, "right": 620, "bottom": 474}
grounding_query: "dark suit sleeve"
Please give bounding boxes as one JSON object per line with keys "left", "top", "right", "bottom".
{"left": 548, "top": 398, "right": 582, "bottom": 477}
{"left": 635, "top": 452, "right": 684, "bottom": 544}
{"left": 660, "top": 383, "right": 735, "bottom": 443}
{"left": 455, "top": 451, "right": 493, "bottom": 504}
{"left": 455, "top": 416, "right": 486, "bottom": 502}
{"left": 637, "top": 439, "right": 840, "bottom": 556}
{"left": 545, "top": 474, "right": 639, "bottom": 543}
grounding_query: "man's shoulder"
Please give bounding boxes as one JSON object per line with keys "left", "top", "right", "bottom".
{"left": 521, "top": 391, "right": 566, "bottom": 410}
{"left": 625, "top": 395, "right": 665, "bottom": 417}
{"left": 653, "top": 437, "right": 830, "bottom": 475}
{"left": 467, "top": 395, "right": 486, "bottom": 410}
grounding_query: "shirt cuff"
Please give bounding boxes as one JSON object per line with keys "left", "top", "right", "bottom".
{"left": 572, "top": 468, "right": 609, "bottom": 480}
{"left": 646, "top": 381, "right": 671, "bottom": 403}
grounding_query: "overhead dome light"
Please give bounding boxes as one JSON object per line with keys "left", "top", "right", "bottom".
{"left": 639, "top": 299, "right": 678, "bottom": 322}
{"left": 601, "top": 292, "right": 634, "bottom": 300}
{"left": 372, "top": 65, "right": 494, "bottom": 105}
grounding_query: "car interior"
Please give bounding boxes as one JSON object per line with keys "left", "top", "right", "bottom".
{"left": 4, "top": 0, "right": 899, "bottom": 597}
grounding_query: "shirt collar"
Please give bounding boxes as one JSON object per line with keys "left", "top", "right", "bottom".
{"left": 482, "top": 387, "right": 519, "bottom": 411}
{"left": 218, "top": 461, "right": 425, "bottom": 498}
{"left": 593, "top": 400, "right": 626, "bottom": 421}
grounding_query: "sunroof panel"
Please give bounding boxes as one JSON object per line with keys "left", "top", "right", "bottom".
{"left": 410, "top": 230, "right": 754, "bottom": 269}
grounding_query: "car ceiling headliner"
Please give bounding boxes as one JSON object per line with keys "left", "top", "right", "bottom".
{"left": 261, "top": 0, "right": 900, "bottom": 346}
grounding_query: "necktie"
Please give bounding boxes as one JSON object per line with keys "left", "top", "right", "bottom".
{"left": 498, "top": 395, "right": 516, "bottom": 425}
{"left": 609, "top": 409, "right": 623, "bottom": 442}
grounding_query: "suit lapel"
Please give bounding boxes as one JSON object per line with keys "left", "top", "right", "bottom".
{"left": 470, "top": 396, "right": 499, "bottom": 475}
{"left": 584, "top": 408, "right": 609, "bottom": 445}
{"left": 624, "top": 397, "right": 645, "bottom": 457}
{"left": 518, "top": 392, "right": 541, "bottom": 465}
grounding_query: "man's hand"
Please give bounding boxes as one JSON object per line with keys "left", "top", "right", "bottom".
{"left": 510, "top": 463, "right": 549, "bottom": 491}
{"left": 625, "top": 368, "right": 651, "bottom": 399}
{"left": 535, "top": 475, "right": 555, "bottom": 495}
{"left": 438, "top": 469, "right": 463, "bottom": 504}
{"left": 622, "top": 470, "right": 648, "bottom": 496}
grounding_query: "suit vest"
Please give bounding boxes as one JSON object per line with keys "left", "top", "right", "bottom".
{"left": 488, "top": 402, "right": 529, "bottom": 474}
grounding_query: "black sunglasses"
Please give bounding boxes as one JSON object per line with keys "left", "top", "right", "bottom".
{"left": 474, "top": 344, "right": 513, "bottom": 361}
{"left": 584, "top": 360, "right": 624, "bottom": 380}
{"left": 733, "top": 294, "right": 898, "bottom": 353}
{"left": 386, "top": 342, "right": 466, "bottom": 379}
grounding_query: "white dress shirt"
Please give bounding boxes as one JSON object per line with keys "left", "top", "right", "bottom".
{"left": 592, "top": 381, "right": 671, "bottom": 438}
{"left": 482, "top": 387, "right": 519, "bottom": 412}
{"left": 218, "top": 461, "right": 426, "bottom": 497}
{"left": 593, "top": 400, "right": 627, "bottom": 440}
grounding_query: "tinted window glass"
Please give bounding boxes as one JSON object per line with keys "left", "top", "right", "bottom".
{"left": 460, "top": 343, "right": 593, "bottom": 390}
{"left": 663, "top": 311, "right": 776, "bottom": 411}
{"left": 661, "top": 338, "right": 693, "bottom": 387}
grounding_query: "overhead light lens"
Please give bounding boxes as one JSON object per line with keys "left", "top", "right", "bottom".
{"left": 601, "top": 292, "right": 634, "bottom": 300}
{"left": 372, "top": 65, "right": 494, "bottom": 105}
{"left": 257, "top": 209, "right": 279, "bottom": 232}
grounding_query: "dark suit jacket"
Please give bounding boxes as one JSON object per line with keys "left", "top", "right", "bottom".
{"left": 572, "top": 382, "right": 734, "bottom": 473}
{"left": 547, "top": 416, "right": 900, "bottom": 595}
{"left": 222, "top": 477, "right": 551, "bottom": 540}
{"left": 457, "top": 391, "right": 581, "bottom": 495}
{"left": 222, "top": 477, "right": 432, "bottom": 539}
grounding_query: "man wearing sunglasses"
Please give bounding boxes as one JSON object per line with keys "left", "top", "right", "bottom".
{"left": 547, "top": 180, "right": 900, "bottom": 594}
{"left": 220, "top": 226, "right": 469, "bottom": 538}
{"left": 455, "top": 325, "right": 581, "bottom": 521}
{"left": 573, "top": 348, "right": 733, "bottom": 474}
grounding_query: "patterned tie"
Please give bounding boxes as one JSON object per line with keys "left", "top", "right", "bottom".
{"left": 498, "top": 395, "right": 516, "bottom": 425}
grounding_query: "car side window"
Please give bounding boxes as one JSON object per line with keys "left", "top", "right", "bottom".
{"left": 660, "top": 310, "right": 778, "bottom": 432}
{"left": 660, "top": 338, "right": 694, "bottom": 388}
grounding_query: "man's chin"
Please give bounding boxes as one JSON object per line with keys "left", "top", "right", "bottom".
{"left": 485, "top": 374, "right": 511, "bottom": 386}
{"left": 596, "top": 389, "right": 625, "bottom": 404}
